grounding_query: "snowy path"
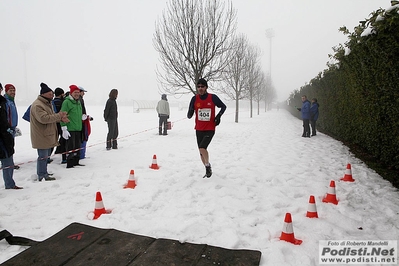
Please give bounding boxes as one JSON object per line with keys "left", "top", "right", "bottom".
{"left": 0, "top": 106, "right": 398, "bottom": 265}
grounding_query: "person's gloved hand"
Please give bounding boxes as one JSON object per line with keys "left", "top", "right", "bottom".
{"left": 15, "top": 127, "right": 22, "bottom": 137}
{"left": 62, "top": 126, "right": 71, "bottom": 140}
{"left": 167, "top": 115, "right": 169, "bottom": 119}
{"left": 89, "top": 116, "right": 94, "bottom": 121}
{"left": 82, "top": 114, "right": 88, "bottom": 120}
{"left": 6, "top": 128, "right": 15, "bottom": 136}
{"left": 214, "top": 114, "right": 221, "bottom": 126}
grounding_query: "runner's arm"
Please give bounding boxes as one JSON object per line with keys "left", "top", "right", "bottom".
{"left": 212, "top": 95, "right": 226, "bottom": 116}
{"left": 187, "top": 96, "right": 195, "bottom": 118}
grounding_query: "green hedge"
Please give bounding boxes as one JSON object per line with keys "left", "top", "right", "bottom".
{"left": 286, "top": 5, "right": 399, "bottom": 184}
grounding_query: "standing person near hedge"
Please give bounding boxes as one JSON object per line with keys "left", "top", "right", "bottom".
{"left": 104, "top": 89, "right": 118, "bottom": 150}
{"left": 53, "top": 88, "right": 67, "bottom": 164}
{"left": 310, "top": 98, "right": 319, "bottom": 136}
{"left": 156, "top": 94, "right": 170, "bottom": 135}
{"left": 297, "top": 95, "right": 311, "bottom": 138}
{"left": 187, "top": 78, "right": 226, "bottom": 178}
{"left": 0, "top": 83, "right": 22, "bottom": 189}
{"left": 30, "top": 83, "right": 69, "bottom": 181}
{"left": 60, "top": 85, "right": 84, "bottom": 168}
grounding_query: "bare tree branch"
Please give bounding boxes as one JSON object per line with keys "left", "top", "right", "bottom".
{"left": 153, "top": 0, "right": 237, "bottom": 96}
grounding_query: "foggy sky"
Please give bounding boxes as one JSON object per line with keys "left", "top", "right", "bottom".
{"left": 0, "top": 0, "right": 388, "bottom": 105}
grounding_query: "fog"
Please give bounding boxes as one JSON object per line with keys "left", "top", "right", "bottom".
{"left": 0, "top": 0, "right": 387, "bottom": 106}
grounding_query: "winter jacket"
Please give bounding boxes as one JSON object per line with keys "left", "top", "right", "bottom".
{"left": 22, "top": 105, "right": 31, "bottom": 122}
{"left": 301, "top": 100, "right": 311, "bottom": 120}
{"left": 4, "top": 94, "right": 18, "bottom": 129}
{"left": 104, "top": 98, "right": 118, "bottom": 121}
{"left": 79, "top": 96, "right": 87, "bottom": 115}
{"left": 52, "top": 97, "right": 64, "bottom": 113}
{"left": 310, "top": 102, "right": 319, "bottom": 121}
{"left": 52, "top": 97, "right": 64, "bottom": 134}
{"left": 30, "top": 96, "right": 62, "bottom": 149}
{"left": 0, "top": 95, "right": 15, "bottom": 159}
{"left": 156, "top": 99, "right": 170, "bottom": 117}
{"left": 60, "top": 95, "right": 82, "bottom": 131}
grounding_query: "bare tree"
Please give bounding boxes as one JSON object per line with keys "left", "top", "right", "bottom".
{"left": 217, "top": 34, "right": 251, "bottom": 123}
{"left": 252, "top": 68, "right": 266, "bottom": 116}
{"left": 153, "top": 0, "right": 237, "bottom": 95}
{"left": 218, "top": 35, "right": 261, "bottom": 122}
{"left": 263, "top": 74, "right": 276, "bottom": 111}
{"left": 245, "top": 45, "right": 261, "bottom": 118}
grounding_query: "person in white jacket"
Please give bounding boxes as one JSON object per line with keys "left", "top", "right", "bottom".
{"left": 156, "top": 94, "right": 170, "bottom": 135}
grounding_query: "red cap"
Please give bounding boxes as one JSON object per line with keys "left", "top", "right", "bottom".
{"left": 5, "top": 84, "right": 15, "bottom": 92}
{"left": 69, "top": 85, "right": 80, "bottom": 94}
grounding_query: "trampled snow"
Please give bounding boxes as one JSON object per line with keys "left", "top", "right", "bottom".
{"left": 1, "top": 105, "right": 398, "bottom": 265}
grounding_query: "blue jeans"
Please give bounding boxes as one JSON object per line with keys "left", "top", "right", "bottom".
{"left": 1, "top": 156, "right": 15, "bottom": 189}
{"left": 80, "top": 141, "right": 87, "bottom": 159}
{"left": 37, "top": 149, "right": 50, "bottom": 180}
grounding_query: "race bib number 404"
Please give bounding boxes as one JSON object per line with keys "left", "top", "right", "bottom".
{"left": 198, "top": 108, "right": 212, "bottom": 121}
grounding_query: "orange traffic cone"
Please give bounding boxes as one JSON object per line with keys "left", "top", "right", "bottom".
{"left": 280, "top": 213, "right": 302, "bottom": 245}
{"left": 306, "top": 195, "right": 318, "bottom": 218}
{"left": 322, "top": 180, "right": 339, "bottom": 205}
{"left": 149, "top": 154, "right": 160, "bottom": 170}
{"left": 93, "top": 191, "right": 111, "bottom": 219}
{"left": 124, "top": 170, "right": 137, "bottom": 189}
{"left": 340, "top": 163, "right": 355, "bottom": 182}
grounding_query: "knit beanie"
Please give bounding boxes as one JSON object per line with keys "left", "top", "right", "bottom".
{"left": 5, "top": 84, "right": 15, "bottom": 92}
{"left": 40, "top": 83, "right": 53, "bottom": 94}
{"left": 54, "top": 87, "right": 64, "bottom": 97}
{"left": 69, "top": 85, "right": 80, "bottom": 94}
{"left": 197, "top": 78, "right": 208, "bottom": 87}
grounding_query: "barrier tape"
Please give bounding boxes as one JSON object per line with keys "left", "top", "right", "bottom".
{"left": 1, "top": 110, "right": 234, "bottom": 171}
{"left": 0, "top": 117, "right": 188, "bottom": 171}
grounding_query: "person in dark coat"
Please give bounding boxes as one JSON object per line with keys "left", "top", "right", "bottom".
{"left": 297, "top": 95, "right": 311, "bottom": 137}
{"left": 53, "top": 88, "right": 67, "bottom": 163}
{"left": 4, "top": 84, "right": 21, "bottom": 169}
{"left": 310, "top": 98, "right": 319, "bottom": 136}
{"left": 103, "top": 89, "right": 119, "bottom": 150}
{"left": 78, "top": 86, "right": 92, "bottom": 159}
{"left": 0, "top": 83, "right": 22, "bottom": 189}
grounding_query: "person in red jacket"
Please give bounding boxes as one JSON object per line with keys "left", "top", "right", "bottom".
{"left": 187, "top": 78, "right": 226, "bottom": 178}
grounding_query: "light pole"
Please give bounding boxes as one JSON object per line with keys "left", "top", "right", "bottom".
{"left": 265, "top": 28, "right": 274, "bottom": 78}
{"left": 265, "top": 28, "right": 274, "bottom": 111}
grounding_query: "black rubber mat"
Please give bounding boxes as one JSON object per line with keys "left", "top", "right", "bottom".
{"left": 1, "top": 222, "right": 261, "bottom": 266}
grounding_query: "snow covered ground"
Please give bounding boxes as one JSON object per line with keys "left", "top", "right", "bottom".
{"left": 1, "top": 104, "right": 398, "bottom": 265}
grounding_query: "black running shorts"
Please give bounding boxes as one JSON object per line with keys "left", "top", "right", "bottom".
{"left": 196, "top": 130, "right": 215, "bottom": 149}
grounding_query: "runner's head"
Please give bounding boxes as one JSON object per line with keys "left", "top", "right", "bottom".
{"left": 197, "top": 78, "right": 208, "bottom": 95}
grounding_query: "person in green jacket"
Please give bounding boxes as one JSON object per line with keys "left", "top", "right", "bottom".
{"left": 60, "top": 85, "right": 84, "bottom": 168}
